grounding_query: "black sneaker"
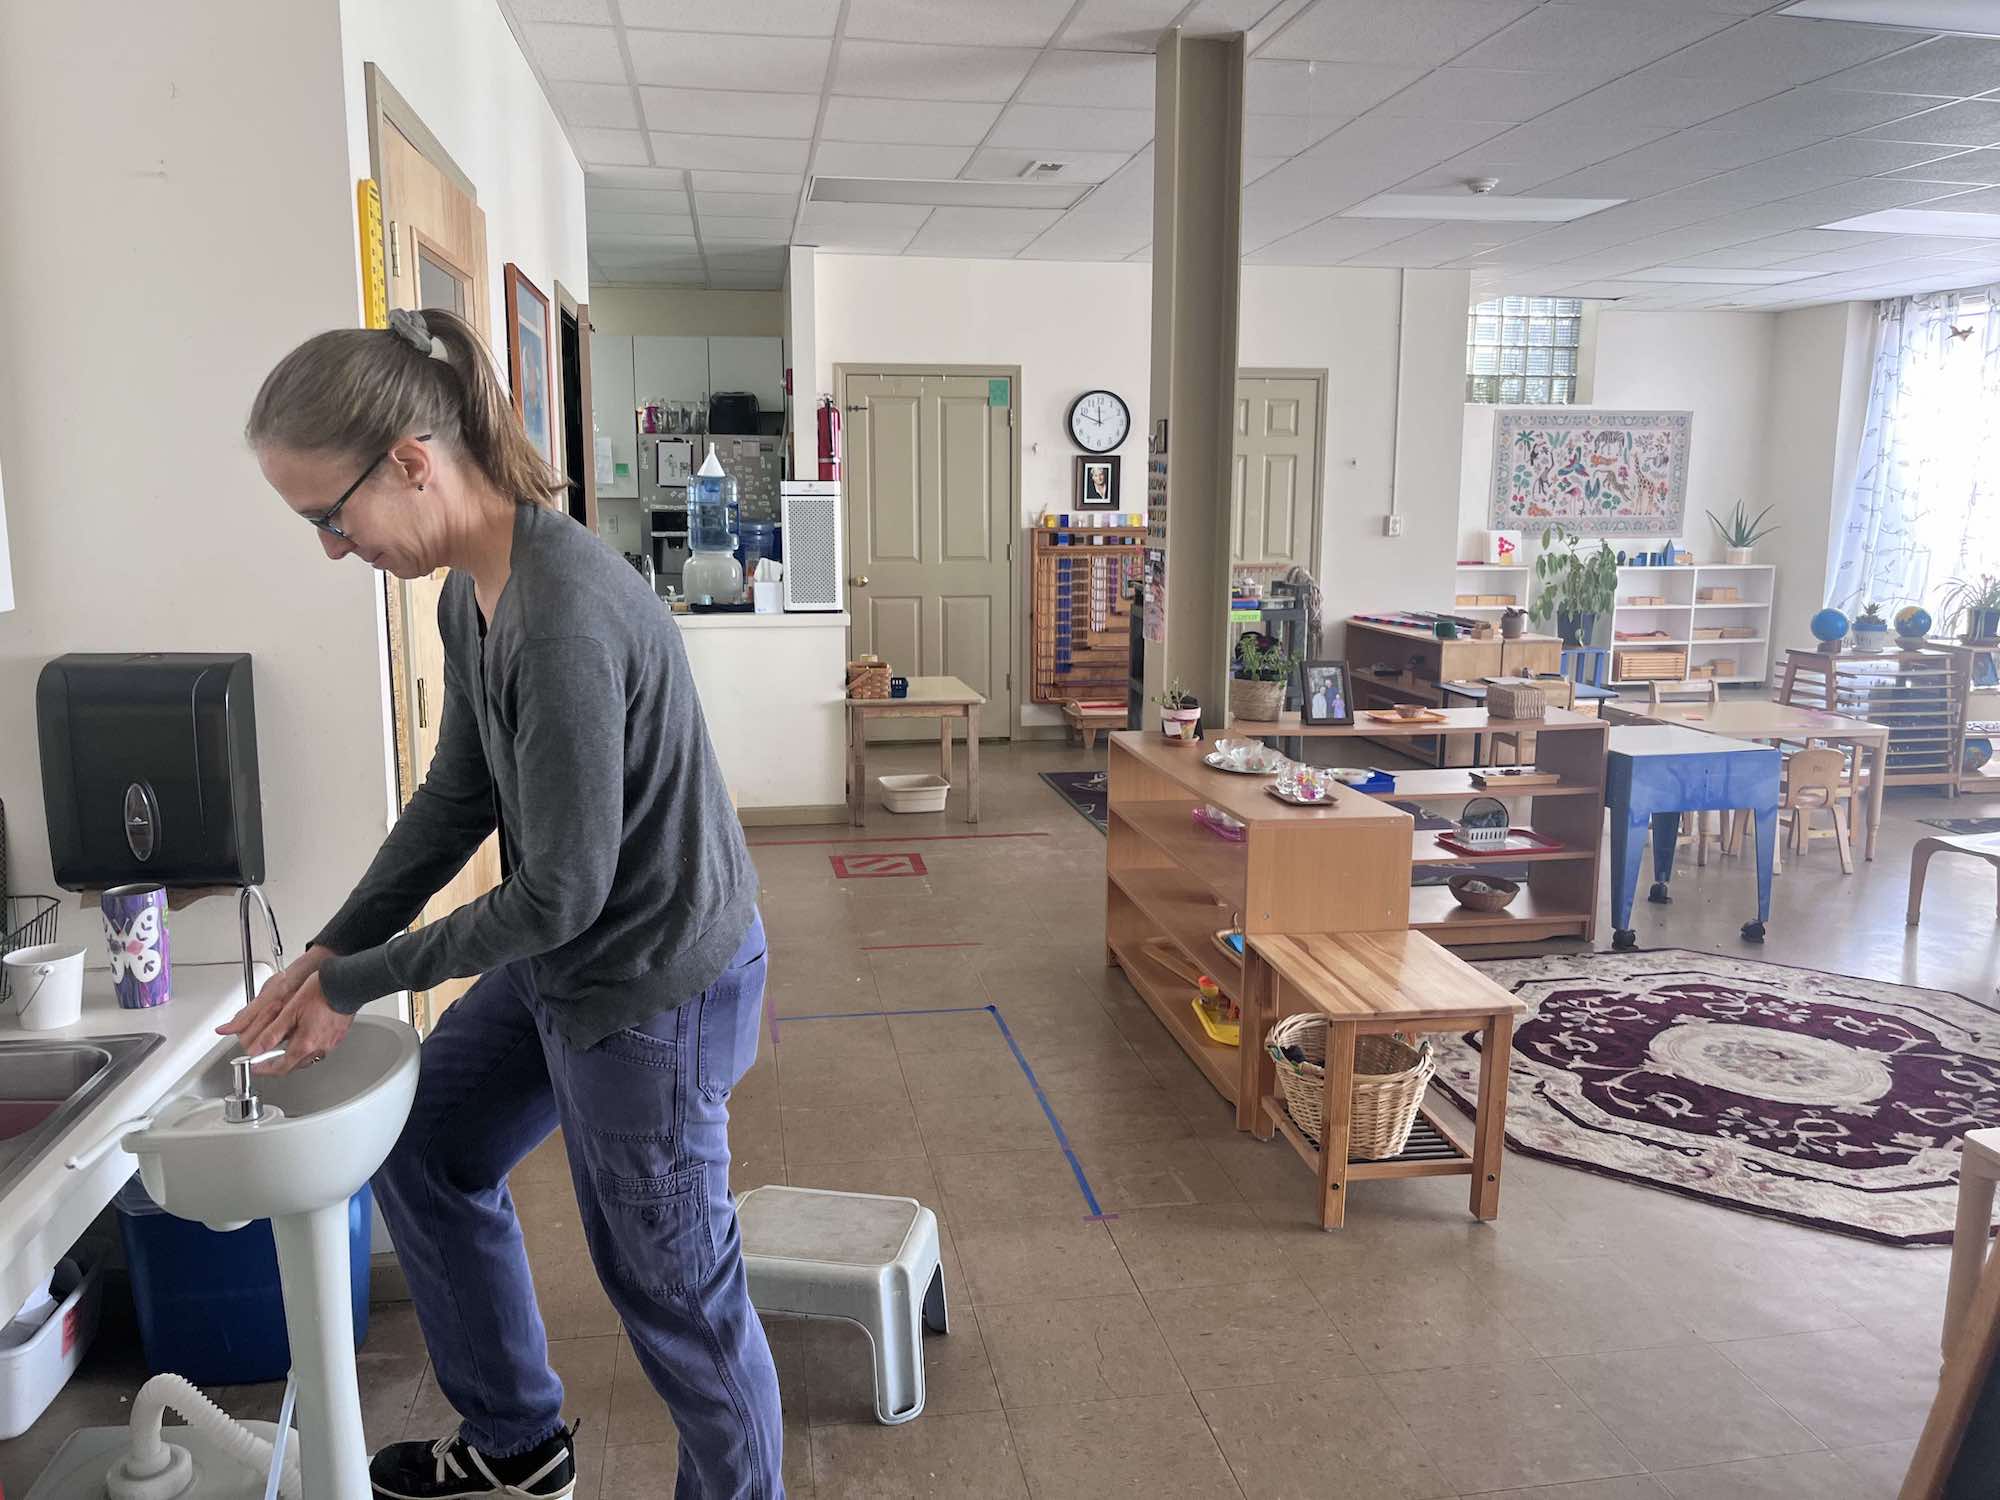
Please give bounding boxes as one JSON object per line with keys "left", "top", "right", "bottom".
{"left": 369, "top": 1422, "right": 578, "bottom": 1498}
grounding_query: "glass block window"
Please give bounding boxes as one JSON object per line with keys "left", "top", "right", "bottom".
{"left": 1467, "top": 296, "right": 1583, "bottom": 404}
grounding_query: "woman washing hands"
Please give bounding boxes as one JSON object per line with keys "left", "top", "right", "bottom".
{"left": 226, "top": 307, "right": 780, "bottom": 1500}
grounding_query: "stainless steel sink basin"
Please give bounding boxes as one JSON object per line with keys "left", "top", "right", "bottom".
{"left": 0, "top": 1034, "right": 164, "bottom": 1198}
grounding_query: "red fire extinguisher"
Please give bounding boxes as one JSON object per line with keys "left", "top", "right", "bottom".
{"left": 817, "top": 395, "right": 841, "bottom": 483}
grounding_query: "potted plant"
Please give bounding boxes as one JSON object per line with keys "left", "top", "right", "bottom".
{"left": 1942, "top": 573, "right": 2000, "bottom": 642}
{"left": 1530, "top": 523, "right": 1619, "bottom": 647}
{"left": 1230, "top": 638, "right": 1297, "bottom": 722}
{"left": 1155, "top": 679, "right": 1201, "bottom": 743}
{"left": 1706, "top": 500, "right": 1779, "bottom": 565}
{"left": 1850, "top": 601, "right": 1890, "bottom": 651}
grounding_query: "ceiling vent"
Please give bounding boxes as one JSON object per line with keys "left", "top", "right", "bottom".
{"left": 1019, "top": 161, "right": 1069, "bottom": 180}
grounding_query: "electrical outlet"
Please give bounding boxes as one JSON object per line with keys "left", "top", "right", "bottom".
{"left": 1383, "top": 514, "right": 1404, "bottom": 537}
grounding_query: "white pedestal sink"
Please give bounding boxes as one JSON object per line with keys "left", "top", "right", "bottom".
{"left": 120, "top": 1017, "right": 420, "bottom": 1500}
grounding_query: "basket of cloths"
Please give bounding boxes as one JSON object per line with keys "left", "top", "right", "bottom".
{"left": 1265, "top": 1013, "right": 1435, "bottom": 1159}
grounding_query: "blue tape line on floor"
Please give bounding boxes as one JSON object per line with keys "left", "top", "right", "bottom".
{"left": 776, "top": 1002, "right": 1108, "bottom": 1219}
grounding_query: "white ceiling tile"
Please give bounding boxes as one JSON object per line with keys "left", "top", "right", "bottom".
{"left": 1413, "top": 117, "right": 1673, "bottom": 193}
{"left": 1860, "top": 98, "right": 2000, "bottom": 146}
{"left": 1183, "top": 0, "right": 1286, "bottom": 34}
{"left": 1456, "top": 3, "right": 1737, "bottom": 83}
{"left": 1059, "top": 0, "right": 1185, "bottom": 52}
{"left": 707, "top": 270, "right": 786, "bottom": 287}
{"left": 1549, "top": 67, "right": 1786, "bottom": 131}
{"left": 625, "top": 32, "right": 831, "bottom": 91}
{"left": 588, "top": 187, "right": 688, "bottom": 213}
{"left": 834, "top": 41, "right": 1040, "bottom": 102}
{"left": 571, "top": 127, "right": 652, "bottom": 165}
{"left": 587, "top": 166, "right": 689, "bottom": 189}
{"left": 594, "top": 236, "right": 703, "bottom": 257}
{"left": 1655, "top": 16, "right": 1921, "bottom": 83}
{"left": 648, "top": 133, "right": 810, "bottom": 172}
{"left": 1818, "top": 36, "right": 2000, "bottom": 98}
{"left": 1246, "top": 60, "right": 1427, "bottom": 118}
{"left": 1016, "top": 225, "right": 1147, "bottom": 260}
{"left": 639, "top": 87, "right": 819, "bottom": 137}
{"left": 615, "top": 0, "right": 839, "bottom": 34}
{"left": 1771, "top": 237, "right": 1957, "bottom": 272}
{"left": 1526, "top": 133, "right": 1776, "bottom": 199}
{"left": 511, "top": 0, "right": 611, "bottom": 21}
{"left": 1244, "top": 155, "right": 1291, "bottom": 184}
{"left": 905, "top": 206, "right": 1067, "bottom": 254}
{"left": 1699, "top": 86, "right": 1946, "bottom": 148}
{"left": 695, "top": 216, "right": 793, "bottom": 240}
{"left": 813, "top": 141, "right": 975, "bottom": 177}
{"left": 821, "top": 96, "right": 1003, "bottom": 145}
{"left": 694, "top": 191, "right": 800, "bottom": 217}
{"left": 548, "top": 80, "right": 643, "bottom": 131}
{"left": 989, "top": 104, "right": 1155, "bottom": 152}
{"left": 1247, "top": 216, "right": 1435, "bottom": 265}
{"left": 706, "top": 244, "right": 788, "bottom": 265}
{"left": 1018, "top": 50, "right": 1158, "bottom": 110}
{"left": 1888, "top": 147, "right": 2000, "bottom": 183}
{"left": 963, "top": 147, "right": 1135, "bottom": 183}
{"left": 521, "top": 22, "right": 629, "bottom": 83}
{"left": 1375, "top": 68, "right": 1597, "bottom": 122}
{"left": 794, "top": 202, "right": 932, "bottom": 251}
{"left": 590, "top": 210, "right": 696, "bottom": 234}
{"left": 845, "top": 0, "right": 1074, "bottom": 47}
{"left": 1261, "top": 0, "right": 1536, "bottom": 66}
{"left": 1243, "top": 112, "right": 1346, "bottom": 159}
{"left": 691, "top": 169, "right": 806, "bottom": 193}
{"left": 1921, "top": 184, "right": 2000, "bottom": 212}
{"left": 1687, "top": 137, "right": 1963, "bottom": 203}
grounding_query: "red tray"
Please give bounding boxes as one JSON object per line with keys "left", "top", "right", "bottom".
{"left": 1433, "top": 828, "right": 1566, "bottom": 857}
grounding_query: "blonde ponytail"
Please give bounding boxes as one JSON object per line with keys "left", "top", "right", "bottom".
{"left": 247, "top": 307, "right": 565, "bottom": 508}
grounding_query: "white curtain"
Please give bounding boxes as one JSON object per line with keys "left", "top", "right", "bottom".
{"left": 1828, "top": 285, "right": 2000, "bottom": 618}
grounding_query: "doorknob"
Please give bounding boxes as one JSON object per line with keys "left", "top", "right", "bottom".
{"left": 848, "top": 575, "right": 870, "bottom": 587}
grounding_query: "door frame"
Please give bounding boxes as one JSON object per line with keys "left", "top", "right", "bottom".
{"left": 1236, "top": 367, "right": 1329, "bottom": 572}
{"left": 554, "top": 279, "right": 597, "bottom": 531}
{"left": 832, "top": 361, "right": 1024, "bottom": 741}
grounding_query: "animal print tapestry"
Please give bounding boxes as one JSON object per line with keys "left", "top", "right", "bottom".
{"left": 1489, "top": 409, "right": 1693, "bottom": 536}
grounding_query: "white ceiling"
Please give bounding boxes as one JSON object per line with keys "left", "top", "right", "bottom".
{"left": 499, "top": 0, "right": 2000, "bottom": 309}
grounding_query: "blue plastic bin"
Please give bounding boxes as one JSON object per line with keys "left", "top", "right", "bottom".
{"left": 115, "top": 1175, "right": 373, "bottom": 1386}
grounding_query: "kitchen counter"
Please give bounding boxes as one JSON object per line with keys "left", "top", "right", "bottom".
{"left": 677, "top": 611, "right": 849, "bottom": 824}
{"left": 0, "top": 962, "right": 259, "bottom": 1315}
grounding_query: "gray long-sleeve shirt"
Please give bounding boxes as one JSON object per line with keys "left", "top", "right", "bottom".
{"left": 314, "top": 503, "right": 758, "bottom": 1049}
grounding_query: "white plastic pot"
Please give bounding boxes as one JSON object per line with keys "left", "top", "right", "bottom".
{"left": 1159, "top": 705, "right": 1201, "bottom": 742}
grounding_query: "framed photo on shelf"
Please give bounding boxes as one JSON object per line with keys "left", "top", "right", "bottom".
{"left": 1297, "top": 659, "right": 1354, "bottom": 726}
{"left": 503, "top": 263, "right": 556, "bottom": 466}
{"left": 1075, "top": 454, "right": 1120, "bottom": 509}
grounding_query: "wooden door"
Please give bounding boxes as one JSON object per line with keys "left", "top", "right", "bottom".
{"left": 379, "top": 120, "right": 500, "bottom": 1032}
{"left": 1232, "top": 374, "right": 1322, "bottom": 569}
{"left": 842, "top": 369, "right": 1015, "bottom": 741}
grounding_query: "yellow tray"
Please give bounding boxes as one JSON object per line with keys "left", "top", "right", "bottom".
{"left": 1192, "top": 996, "right": 1240, "bottom": 1047}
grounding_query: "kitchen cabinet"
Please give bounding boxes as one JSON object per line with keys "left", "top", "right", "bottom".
{"left": 633, "top": 335, "right": 710, "bottom": 410}
{"left": 589, "top": 333, "right": 636, "bottom": 499}
{"left": 707, "top": 336, "right": 785, "bottom": 412}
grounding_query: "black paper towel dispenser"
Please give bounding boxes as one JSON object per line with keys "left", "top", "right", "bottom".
{"left": 37, "top": 653, "right": 266, "bottom": 889}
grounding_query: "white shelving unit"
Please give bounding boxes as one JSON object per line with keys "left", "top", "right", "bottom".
{"left": 1452, "top": 563, "right": 1529, "bottom": 615}
{"left": 1607, "top": 562, "right": 1774, "bottom": 685}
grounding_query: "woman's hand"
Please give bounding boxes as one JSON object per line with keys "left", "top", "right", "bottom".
{"left": 218, "top": 945, "right": 353, "bottom": 1074}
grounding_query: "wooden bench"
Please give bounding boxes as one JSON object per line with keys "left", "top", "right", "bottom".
{"left": 1241, "top": 929, "right": 1525, "bottom": 1229}
{"left": 1908, "top": 831, "right": 2000, "bottom": 925}
{"left": 1062, "top": 699, "right": 1127, "bottom": 750}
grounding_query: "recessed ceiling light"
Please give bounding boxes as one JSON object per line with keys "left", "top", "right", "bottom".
{"left": 1821, "top": 207, "right": 2000, "bottom": 235}
{"left": 809, "top": 176, "right": 1092, "bottom": 210}
{"left": 1338, "top": 194, "right": 1624, "bottom": 222}
{"left": 1778, "top": 1, "right": 2000, "bottom": 37}
{"left": 1619, "top": 267, "right": 1819, "bottom": 284}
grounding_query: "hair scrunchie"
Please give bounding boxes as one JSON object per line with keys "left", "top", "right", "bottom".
{"left": 387, "top": 307, "right": 448, "bottom": 361}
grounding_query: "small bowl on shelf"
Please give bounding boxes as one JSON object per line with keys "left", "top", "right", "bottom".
{"left": 1447, "top": 873, "right": 1520, "bottom": 913}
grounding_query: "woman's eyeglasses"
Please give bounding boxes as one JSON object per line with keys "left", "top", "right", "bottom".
{"left": 306, "top": 434, "right": 431, "bottom": 542}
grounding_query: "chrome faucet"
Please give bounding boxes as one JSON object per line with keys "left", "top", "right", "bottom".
{"left": 239, "top": 884, "right": 286, "bottom": 1007}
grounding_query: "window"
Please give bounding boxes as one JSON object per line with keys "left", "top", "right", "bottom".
{"left": 1466, "top": 296, "right": 1583, "bottom": 404}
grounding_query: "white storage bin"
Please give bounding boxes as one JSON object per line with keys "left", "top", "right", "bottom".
{"left": 0, "top": 1250, "right": 104, "bottom": 1440}
{"left": 878, "top": 774, "right": 950, "bottom": 814}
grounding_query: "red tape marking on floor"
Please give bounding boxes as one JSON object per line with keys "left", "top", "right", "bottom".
{"left": 860, "top": 941, "right": 983, "bottom": 952}
{"left": 830, "top": 851, "right": 929, "bottom": 879}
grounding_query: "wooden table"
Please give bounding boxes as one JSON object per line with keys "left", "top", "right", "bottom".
{"left": 1620, "top": 698, "right": 1891, "bottom": 862}
{"left": 1606, "top": 725, "right": 1780, "bottom": 950}
{"left": 1344, "top": 618, "right": 1564, "bottom": 685}
{"left": 1908, "top": 831, "right": 2000, "bottom": 925}
{"left": 1242, "top": 930, "right": 1525, "bottom": 1229}
{"left": 846, "top": 675, "right": 984, "bottom": 825}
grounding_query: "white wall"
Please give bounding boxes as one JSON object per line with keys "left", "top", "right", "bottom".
{"left": 0, "top": 1, "right": 379, "bottom": 963}
{"left": 811, "top": 254, "right": 1472, "bottom": 724}
{"left": 591, "top": 287, "right": 784, "bottom": 337}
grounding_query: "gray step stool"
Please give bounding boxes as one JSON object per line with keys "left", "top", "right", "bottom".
{"left": 737, "top": 1185, "right": 948, "bottom": 1424}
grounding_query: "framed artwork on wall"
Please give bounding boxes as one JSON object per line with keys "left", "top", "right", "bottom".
{"left": 503, "top": 263, "right": 555, "bottom": 467}
{"left": 1076, "top": 454, "right": 1120, "bottom": 509}
{"left": 1297, "top": 659, "right": 1353, "bottom": 726}
{"left": 1488, "top": 408, "right": 1692, "bottom": 536}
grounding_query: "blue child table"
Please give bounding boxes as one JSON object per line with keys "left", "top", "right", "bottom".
{"left": 1605, "top": 725, "right": 1780, "bottom": 950}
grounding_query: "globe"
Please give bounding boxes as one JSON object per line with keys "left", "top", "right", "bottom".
{"left": 1966, "top": 737, "right": 1993, "bottom": 775}
{"left": 1894, "top": 605, "right": 1933, "bottom": 640}
{"left": 1810, "top": 607, "right": 1850, "bottom": 644}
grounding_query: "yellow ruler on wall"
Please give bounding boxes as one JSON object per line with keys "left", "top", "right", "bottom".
{"left": 357, "top": 178, "right": 389, "bottom": 330}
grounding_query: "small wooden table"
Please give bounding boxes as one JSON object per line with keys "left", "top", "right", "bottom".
{"left": 847, "top": 675, "right": 985, "bottom": 825}
{"left": 1625, "top": 698, "right": 1892, "bottom": 862}
{"left": 1242, "top": 930, "right": 1525, "bottom": 1229}
{"left": 1908, "top": 832, "right": 2000, "bottom": 925}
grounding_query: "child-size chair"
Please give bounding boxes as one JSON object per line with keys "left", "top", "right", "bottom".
{"left": 1723, "top": 746, "right": 1854, "bottom": 876}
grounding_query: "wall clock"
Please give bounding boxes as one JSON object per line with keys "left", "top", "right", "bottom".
{"left": 1067, "top": 389, "right": 1130, "bottom": 454}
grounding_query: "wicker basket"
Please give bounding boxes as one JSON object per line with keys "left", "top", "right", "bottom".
{"left": 1447, "top": 873, "right": 1519, "bottom": 912}
{"left": 1266, "top": 1013, "right": 1434, "bottom": 1159}
{"left": 1231, "top": 677, "right": 1285, "bottom": 721}
{"left": 1486, "top": 679, "right": 1548, "bottom": 720}
{"left": 846, "top": 658, "right": 890, "bottom": 700}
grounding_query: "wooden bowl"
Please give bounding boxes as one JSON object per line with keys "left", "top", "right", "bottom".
{"left": 1447, "top": 873, "right": 1520, "bottom": 913}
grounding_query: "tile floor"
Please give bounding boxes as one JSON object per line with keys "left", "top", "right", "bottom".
{"left": 5, "top": 736, "right": 1996, "bottom": 1499}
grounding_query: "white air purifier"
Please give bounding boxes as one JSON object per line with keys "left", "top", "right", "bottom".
{"left": 780, "top": 480, "right": 843, "bottom": 612}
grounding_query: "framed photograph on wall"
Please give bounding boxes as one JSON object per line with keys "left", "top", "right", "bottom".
{"left": 1075, "top": 454, "right": 1120, "bottom": 509}
{"left": 503, "top": 263, "right": 555, "bottom": 467}
{"left": 1297, "top": 659, "right": 1354, "bottom": 726}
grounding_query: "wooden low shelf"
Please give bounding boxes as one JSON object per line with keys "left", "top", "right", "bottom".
{"left": 1262, "top": 1098, "right": 1472, "bottom": 1182}
{"left": 1106, "top": 928, "right": 1241, "bottom": 1102}
{"left": 1407, "top": 884, "right": 1595, "bottom": 943}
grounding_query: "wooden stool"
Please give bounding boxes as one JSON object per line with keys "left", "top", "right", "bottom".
{"left": 1908, "top": 832, "right": 2000, "bottom": 925}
